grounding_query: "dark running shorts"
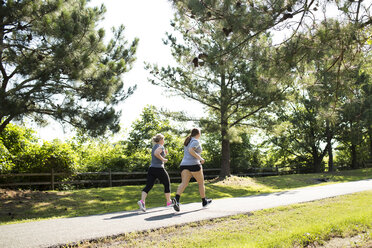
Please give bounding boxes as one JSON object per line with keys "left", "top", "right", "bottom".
{"left": 180, "top": 164, "right": 201, "bottom": 172}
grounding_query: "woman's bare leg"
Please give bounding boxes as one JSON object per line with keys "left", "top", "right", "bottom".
{"left": 141, "top": 191, "right": 147, "bottom": 202}
{"left": 191, "top": 170, "right": 205, "bottom": 198}
{"left": 176, "top": 169, "right": 192, "bottom": 195}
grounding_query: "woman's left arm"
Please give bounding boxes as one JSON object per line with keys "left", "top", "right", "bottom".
{"left": 154, "top": 147, "right": 167, "bottom": 163}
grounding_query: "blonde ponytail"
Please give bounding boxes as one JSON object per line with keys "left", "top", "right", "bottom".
{"left": 152, "top": 134, "right": 164, "bottom": 143}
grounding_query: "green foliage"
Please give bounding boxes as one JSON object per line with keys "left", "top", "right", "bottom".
{"left": 72, "top": 140, "right": 126, "bottom": 172}
{"left": 266, "top": 19, "right": 371, "bottom": 172}
{"left": 0, "top": 123, "right": 34, "bottom": 172}
{"left": 15, "top": 141, "right": 78, "bottom": 173}
{"left": 335, "top": 139, "right": 371, "bottom": 169}
{"left": 335, "top": 69, "right": 372, "bottom": 167}
{"left": 0, "top": 123, "right": 37, "bottom": 154}
{"left": 230, "top": 132, "right": 263, "bottom": 172}
{"left": 171, "top": 0, "right": 372, "bottom": 57}
{"left": 0, "top": 142, "right": 13, "bottom": 173}
{"left": 0, "top": 106, "right": 186, "bottom": 176}
{"left": 203, "top": 129, "right": 264, "bottom": 172}
{"left": 202, "top": 132, "right": 221, "bottom": 168}
{"left": 147, "top": 2, "right": 292, "bottom": 177}
{"left": 0, "top": 124, "right": 78, "bottom": 173}
{"left": 126, "top": 105, "right": 170, "bottom": 151}
{"left": 124, "top": 105, "right": 184, "bottom": 171}
{"left": 0, "top": 0, "right": 138, "bottom": 136}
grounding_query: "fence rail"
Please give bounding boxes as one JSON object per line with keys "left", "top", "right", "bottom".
{"left": 0, "top": 166, "right": 305, "bottom": 190}
{"left": 1, "top": 163, "right": 368, "bottom": 190}
{"left": 0, "top": 168, "right": 226, "bottom": 190}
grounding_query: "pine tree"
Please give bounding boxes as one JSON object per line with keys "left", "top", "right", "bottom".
{"left": 269, "top": 19, "right": 370, "bottom": 172}
{"left": 0, "top": 0, "right": 138, "bottom": 136}
{"left": 146, "top": 4, "right": 292, "bottom": 177}
{"left": 167, "top": 0, "right": 372, "bottom": 55}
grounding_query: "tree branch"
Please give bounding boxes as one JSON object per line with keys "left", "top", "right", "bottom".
{"left": 0, "top": 115, "right": 15, "bottom": 133}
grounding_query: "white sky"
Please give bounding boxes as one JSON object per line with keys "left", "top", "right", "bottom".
{"left": 36, "top": 0, "right": 204, "bottom": 141}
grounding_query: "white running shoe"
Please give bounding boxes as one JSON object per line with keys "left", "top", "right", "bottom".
{"left": 137, "top": 200, "right": 146, "bottom": 212}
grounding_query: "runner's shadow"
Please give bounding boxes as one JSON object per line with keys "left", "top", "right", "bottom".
{"left": 145, "top": 208, "right": 204, "bottom": 221}
{"left": 273, "top": 191, "right": 297, "bottom": 196}
{"left": 105, "top": 209, "right": 167, "bottom": 220}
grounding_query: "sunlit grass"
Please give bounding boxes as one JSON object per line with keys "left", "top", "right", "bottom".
{"left": 79, "top": 191, "right": 372, "bottom": 248}
{"left": 0, "top": 168, "right": 371, "bottom": 225}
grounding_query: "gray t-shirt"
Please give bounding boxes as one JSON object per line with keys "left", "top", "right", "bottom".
{"left": 180, "top": 137, "right": 202, "bottom": 166}
{"left": 150, "top": 144, "right": 165, "bottom": 168}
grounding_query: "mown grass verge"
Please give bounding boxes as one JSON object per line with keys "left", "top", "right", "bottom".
{"left": 75, "top": 191, "right": 372, "bottom": 248}
{"left": 1, "top": 168, "right": 371, "bottom": 225}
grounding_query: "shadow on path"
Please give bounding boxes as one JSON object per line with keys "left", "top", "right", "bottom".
{"left": 145, "top": 208, "right": 204, "bottom": 221}
{"left": 272, "top": 190, "right": 298, "bottom": 196}
{"left": 105, "top": 208, "right": 168, "bottom": 220}
{"left": 234, "top": 190, "right": 297, "bottom": 199}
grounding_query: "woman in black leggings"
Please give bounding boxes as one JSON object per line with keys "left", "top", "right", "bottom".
{"left": 137, "top": 134, "right": 172, "bottom": 212}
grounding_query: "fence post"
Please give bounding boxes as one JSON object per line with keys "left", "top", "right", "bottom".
{"left": 109, "top": 169, "right": 112, "bottom": 187}
{"left": 51, "top": 169, "right": 54, "bottom": 190}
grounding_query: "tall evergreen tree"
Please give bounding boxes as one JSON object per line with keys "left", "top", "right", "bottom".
{"left": 167, "top": 0, "right": 372, "bottom": 56}
{"left": 147, "top": 5, "right": 292, "bottom": 177}
{"left": 270, "top": 95, "right": 329, "bottom": 173}
{"left": 269, "top": 19, "right": 370, "bottom": 172}
{"left": 0, "top": 0, "right": 138, "bottom": 136}
{"left": 359, "top": 51, "right": 372, "bottom": 162}
{"left": 337, "top": 70, "right": 370, "bottom": 169}
{"left": 361, "top": 72, "right": 372, "bottom": 162}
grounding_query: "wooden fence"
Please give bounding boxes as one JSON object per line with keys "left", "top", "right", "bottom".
{"left": 0, "top": 168, "right": 224, "bottom": 190}
{"left": 0, "top": 166, "right": 288, "bottom": 190}
{"left": 1, "top": 162, "right": 368, "bottom": 190}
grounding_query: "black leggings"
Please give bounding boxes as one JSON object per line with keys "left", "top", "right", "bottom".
{"left": 142, "top": 167, "right": 171, "bottom": 194}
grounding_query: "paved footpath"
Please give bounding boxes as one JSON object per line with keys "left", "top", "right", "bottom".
{"left": 1, "top": 179, "right": 372, "bottom": 248}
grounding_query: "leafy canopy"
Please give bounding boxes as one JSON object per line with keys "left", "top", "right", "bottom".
{"left": 0, "top": 0, "right": 138, "bottom": 136}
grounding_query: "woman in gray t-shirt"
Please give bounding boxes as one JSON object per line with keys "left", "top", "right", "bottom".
{"left": 171, "top": 128, "right": 212, "bottom": 212}
{"left": 137, "top": 134, "right": 172, "bottom": 212}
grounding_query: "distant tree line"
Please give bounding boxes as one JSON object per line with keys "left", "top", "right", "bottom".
{"left": 1, "top": 105, "right": 370, "bottom": 180}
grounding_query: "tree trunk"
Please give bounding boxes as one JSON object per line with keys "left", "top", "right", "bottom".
{"left": 328, "top": 142, "right": 334, "bottom": 172}
{"left": 349, "top": 119, "right": 358, "bottom": 169}
{"left": 219, "top": 72, "right": 230, "bottom": 178}
{"left": 313, "top": 160, "right": 322, "bottom": 173}
{"left": 312, "top": 146, "right": 320, "bottom": 173}
{"left": 369, "top": 127, "right": 372, "bottom": 161}
{"left": 220, "top": 133, "right": 231, "bottom": 178}
{"left": 219, "top": 117, "right": 230, "bottom": 177}
{"left": 312, "top": 145, "right": 324, "bottom": 173}
{"left": 351, "top": 143, "right": 358, "bottom": 169}
{"left": 326, "top": 121, "right": 334, "bottom": 172}
{"left": 0, "top": 116, "right": 14, "bottom": 134}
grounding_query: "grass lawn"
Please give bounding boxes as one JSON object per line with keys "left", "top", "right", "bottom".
{"left": 77, "top": 191, "right": 372, "bottom": 248}
{"left": 0, "top": 168, "right": 371, "bottom": 225}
